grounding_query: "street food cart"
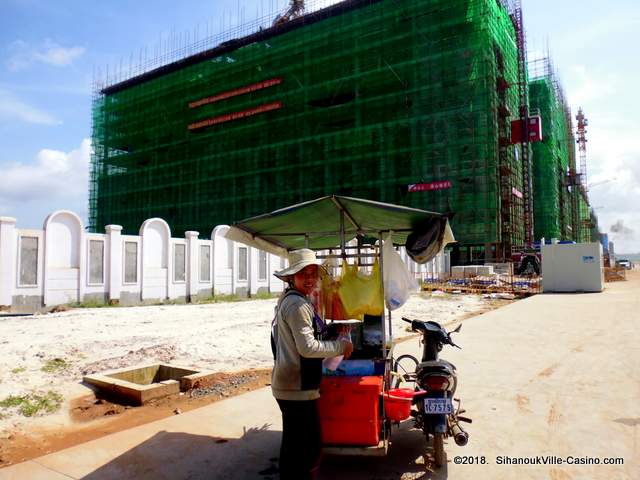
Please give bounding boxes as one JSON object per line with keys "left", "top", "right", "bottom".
{"left": 226, "top": 195, "right": 454, "bottom": 456}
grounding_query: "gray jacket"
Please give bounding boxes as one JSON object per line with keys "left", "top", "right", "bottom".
{"left": 271, "top": 290, "right": 345, "bottom": 400}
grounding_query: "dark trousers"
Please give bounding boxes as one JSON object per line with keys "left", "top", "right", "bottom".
{"left": 276, "top": 398, "right": 322, "bottom": 480}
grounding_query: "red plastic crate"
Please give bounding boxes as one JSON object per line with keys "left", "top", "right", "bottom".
{"left": 318, "top": 376, "right": 383, "bottom": 446}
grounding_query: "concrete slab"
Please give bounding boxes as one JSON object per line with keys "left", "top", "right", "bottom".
{"left": 383, "top": 277, "right": 639, "bottom": 480}
{"left": 0, "top": 460, "right": 72, "bottom": 480}
{"left": 84, "top": 363, "right": 219, "bottom": 405}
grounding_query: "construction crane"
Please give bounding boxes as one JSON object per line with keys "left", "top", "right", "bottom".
{"left": 273, "top": 0, "right": 305, "bottom": 26}
{"left": 576, "top": 108, "right": 589, "bottom": 191}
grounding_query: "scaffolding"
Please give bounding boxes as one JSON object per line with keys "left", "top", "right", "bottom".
{"left": 528, "top": 56, "right": 586, "bottom": 242}
{"left": 90, "top": 0, "right": 524, "bottom": 259}
{"left": 511, "top": 0, "right": 534, "bottom": 247}
{"left": 575, "top": 107, "right": 591, "bottom": 241}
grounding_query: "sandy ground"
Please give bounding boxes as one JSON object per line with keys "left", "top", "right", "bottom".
{"left": 0, "top": 291, "right": 502, "bottom": 435}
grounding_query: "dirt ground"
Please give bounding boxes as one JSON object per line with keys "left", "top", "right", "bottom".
{"left": 0, "top": 291, "right": 510, "bottom": 466}
{"left": 0, "top": 368, "right": 271, "bottom": 467}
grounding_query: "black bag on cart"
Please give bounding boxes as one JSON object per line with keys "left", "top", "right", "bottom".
{"left": 405, "top": 216, "right": 450, "bottom": 264}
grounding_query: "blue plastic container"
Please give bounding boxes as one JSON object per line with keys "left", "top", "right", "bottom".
{"left": 323, "top": 359, "right": 384, "bottom": 376}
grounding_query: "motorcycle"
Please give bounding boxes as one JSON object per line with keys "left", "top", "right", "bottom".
{"left": 392, "top": 317, "right": 472, "bottom": 467}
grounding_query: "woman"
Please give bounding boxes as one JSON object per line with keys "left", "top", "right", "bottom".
{"left": 271, "top": 249, "right": 353, "bottom": 480}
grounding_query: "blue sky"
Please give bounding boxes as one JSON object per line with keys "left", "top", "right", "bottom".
{"left": 1, "top": 0, "right": 638, "bottom": 252}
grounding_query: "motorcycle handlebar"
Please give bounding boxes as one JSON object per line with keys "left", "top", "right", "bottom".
{"left": 401, "top": 317, "right": 463, "bottom": 349}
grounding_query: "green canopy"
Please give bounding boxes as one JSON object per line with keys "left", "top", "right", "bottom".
{"left": 225, "top": 196, "right": 455, "bottom": 257}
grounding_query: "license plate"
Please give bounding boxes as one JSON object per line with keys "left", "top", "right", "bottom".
{"left": 424, "top": 397, "right": 453, "bottom": 414}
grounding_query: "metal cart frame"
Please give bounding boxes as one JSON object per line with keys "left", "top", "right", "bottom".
{"left": 226, "top": 195, "right": 454, "bottom": 456}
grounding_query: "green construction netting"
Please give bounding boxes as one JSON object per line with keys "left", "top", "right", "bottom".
{"left": 90, "top": 0, "right": 521, "bottom": 248}
{"left": 529, "top": 76, "right": 573, "bottom": 241}
{"left": 579, "top": 193, "right": 593, "bottom": 242}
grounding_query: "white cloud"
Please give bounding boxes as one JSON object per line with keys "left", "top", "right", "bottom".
{"left": 6, "top": 39, "right": 85, "bottom": 71}
{"left": 545, "top": 57, "right": 640, "bottom": 253}
{"left": 564, "top": 65, "right": 618, "bottom": 107}
{"left": 556, "top": 13, "right": 640, "bottom": 52}
{"left": 0, "top": 139, "right": 90, "bottom": 206}
{"left": 584, "top": 122, "right": 640, "bottom": 253}
{"left": 0, "top": 89, "right": 61, "bottom": 125}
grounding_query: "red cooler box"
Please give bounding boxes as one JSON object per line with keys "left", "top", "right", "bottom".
{"left": 318, "top": 375, "right": 383, "bottom": 446}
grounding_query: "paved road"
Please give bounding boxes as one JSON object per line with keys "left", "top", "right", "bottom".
{"left": 2, "top": 272, "right": 638, "bottom": 479}
{"left": 321, "top": 271, "right": 639, "bottom": 479}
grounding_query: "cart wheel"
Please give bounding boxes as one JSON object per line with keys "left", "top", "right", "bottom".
{"left": 392, "top": 354, "right": 419, "bottom": 389}
{"left": 432, "top": 432, "right": 446, "bottom": 468}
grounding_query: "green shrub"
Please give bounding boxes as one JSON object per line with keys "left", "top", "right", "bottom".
{"left": 253, "top": 291, "right": 278, "bottom": 300}
{"left": 67, "top": 299, "right": 113, "bottom": 309}
{"left": 41, "top": 358, "right": 70, "bottom": 373}
{"left": 0, "top": 395, "right": 23, "bottom": 408}
{"left": 0, "top": 391, "right": 63, "bottom": 417}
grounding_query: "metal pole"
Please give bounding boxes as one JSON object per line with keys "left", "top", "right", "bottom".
{"left": 339, "top": 210, "right": 346, "bottom": 257}
{"left": 387, "top": 305, "right": 392, "bottom": 350}
{"left": 378, "top": 232, "right": 387, "bottom": 365}
{"left": 377, "top": 231, "right": 391, "bottom": 429}
{"left": 383, "top": 234, "right": 393, "bottom": 354}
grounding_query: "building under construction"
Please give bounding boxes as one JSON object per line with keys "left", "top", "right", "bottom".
{"left": 528, "top": 58, "right": 593, "bottom": 244}
{"left": 89, "top": 0, "right": 594, "bottom": 262}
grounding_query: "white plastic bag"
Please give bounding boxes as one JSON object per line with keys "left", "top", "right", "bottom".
{"left": 382, "top": 233, "right": 419, "bottom": 310}
{"left": 322, "top": 354, "right": 344, "bottom": 372}
{"left": 322, "top": 333, "right": 351, "bottom": 371}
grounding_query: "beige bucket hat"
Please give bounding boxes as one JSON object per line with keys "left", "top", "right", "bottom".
{"left": 274, "top": 249, "right": 326, "bottom": 280}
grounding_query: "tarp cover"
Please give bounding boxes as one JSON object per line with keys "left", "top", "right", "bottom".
{"left": 225, "top": 196, "right": 455, "bottom": 259}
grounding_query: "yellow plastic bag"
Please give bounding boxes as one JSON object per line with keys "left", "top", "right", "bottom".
{"left": 318, "top": 273, "right": 348, "bottom": 320}
{"left": 337, "top": 260, "right": 384, "bottom": 320}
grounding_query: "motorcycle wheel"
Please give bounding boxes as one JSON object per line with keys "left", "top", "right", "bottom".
{"left": 433, "top": 432, "right": 446, "bottom": 467}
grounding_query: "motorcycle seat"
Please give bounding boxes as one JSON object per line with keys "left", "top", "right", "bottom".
{"left": 418, "top": 360, "right": 456, "bottom": 375}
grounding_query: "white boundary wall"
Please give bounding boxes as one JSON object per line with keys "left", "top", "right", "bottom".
{"left": 0, "top": 212, "right": 285, "bottom": 312}
{"left": 0, "top": 212, "right": 448, "bottom": 312}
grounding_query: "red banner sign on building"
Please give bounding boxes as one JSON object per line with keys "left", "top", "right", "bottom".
{"left": 189, "top": 78, "right": 282, "bottom": 109}
{"left": 408, "top": 180, "right": 452, "bottom": 192}
{"left": 188, "top": 101, "right": 282, "bottom": 131}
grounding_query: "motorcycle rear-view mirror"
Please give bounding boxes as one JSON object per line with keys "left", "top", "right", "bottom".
{"left": 452, "top": 324, "right": 462, "bottom": 334}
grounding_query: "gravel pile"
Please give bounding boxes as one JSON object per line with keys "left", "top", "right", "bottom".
{"left": 190, "top": 372, "right": 264, "bottom": 399}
